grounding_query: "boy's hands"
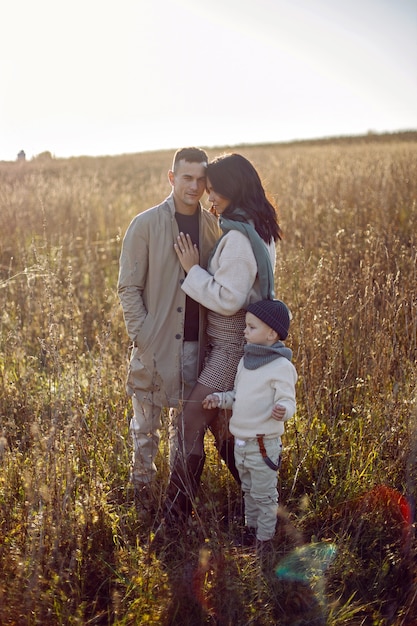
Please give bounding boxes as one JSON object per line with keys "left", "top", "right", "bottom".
{"left": 271, "top": 403, "right": 286, "bottom": 421}
{"left": 202, "top": 394, "right": 220, "bottom": 410}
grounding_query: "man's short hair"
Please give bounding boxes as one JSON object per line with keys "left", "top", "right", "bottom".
{"left": 172, "top": 147, "right": 208, "bottom": 172}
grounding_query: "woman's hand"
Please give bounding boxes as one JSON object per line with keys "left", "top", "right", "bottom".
{"left": 174, "top": 232, "right": 200, "bottom": 273}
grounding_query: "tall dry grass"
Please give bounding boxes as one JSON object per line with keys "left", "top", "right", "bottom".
{"left": 0, "top": 134, "right": 416, "bottom": 625}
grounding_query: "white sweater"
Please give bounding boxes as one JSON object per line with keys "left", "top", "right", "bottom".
{"left": 214, "top": 356, "right": 297, "bottom": 440}
{"left": 181, "top": 229, "right": 276, "bottom": 316}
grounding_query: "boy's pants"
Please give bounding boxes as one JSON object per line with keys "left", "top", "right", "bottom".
{"left": 234, "top": 436, "right": 282, "bottom": 541}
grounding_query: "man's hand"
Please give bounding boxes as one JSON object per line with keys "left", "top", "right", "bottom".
{"left": 174, "top": 232, "right": 200, "bottom": 273}
{"left": 202, "top": 394, "right": 220, "bottom": 409}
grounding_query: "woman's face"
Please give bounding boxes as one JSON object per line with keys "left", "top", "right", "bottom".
{"left": 207, "top": 178, "right": 230, "bottom": 215}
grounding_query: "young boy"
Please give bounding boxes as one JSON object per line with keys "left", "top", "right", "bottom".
{"left": 203, "top": 299, "right": 297, "bottom": 549}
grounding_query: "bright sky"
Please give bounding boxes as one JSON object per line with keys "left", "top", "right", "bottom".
{"left": 1, "top": 0, "right": 416, "bottom": 161}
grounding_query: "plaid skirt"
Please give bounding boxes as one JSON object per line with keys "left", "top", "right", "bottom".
{"left": 198, "top": 309, "right": 246, "bottom": 391}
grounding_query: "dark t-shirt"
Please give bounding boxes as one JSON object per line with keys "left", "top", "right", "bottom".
{"left": 175, "top": 211, "right": 200, "bottom": 341}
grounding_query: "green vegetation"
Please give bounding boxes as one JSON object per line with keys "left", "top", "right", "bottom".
{"left": 0, "top": 133, "right": 416, "bottom": 624}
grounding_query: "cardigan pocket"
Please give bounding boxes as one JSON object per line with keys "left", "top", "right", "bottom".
{"left": 135, "top": 312, "right": 155, "bottom": 354}
{"left": 126, "top": 348, "right": 160, "bottom": 396}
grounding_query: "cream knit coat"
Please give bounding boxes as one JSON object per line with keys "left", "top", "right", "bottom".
{"left": 181, "top": 229, "right": 276, "bottom": 315}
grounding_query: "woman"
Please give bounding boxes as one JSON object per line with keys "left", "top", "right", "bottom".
{"left": 164, "top": 153, "right": 282, "bottom": 522}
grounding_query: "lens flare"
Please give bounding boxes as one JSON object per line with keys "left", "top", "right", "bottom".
{"left": 275, "top": 542, "right": 337, "bottom": 583}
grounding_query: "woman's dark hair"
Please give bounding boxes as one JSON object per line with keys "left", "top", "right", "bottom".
{"left": 206, "top": 153, "right": 282, "bottom": 242}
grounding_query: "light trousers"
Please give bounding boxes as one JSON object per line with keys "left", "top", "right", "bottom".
{"left": 130, "top": 341, "right": 198, "bottom": 486}
{"left": 235, "top": 436, "right": 282, "bottom": 541}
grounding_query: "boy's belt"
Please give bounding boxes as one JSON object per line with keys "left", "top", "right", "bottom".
{"left": 256, "top": 435, "right": 281, "bottom": 471}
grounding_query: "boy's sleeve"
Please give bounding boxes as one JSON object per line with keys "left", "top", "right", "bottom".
{"left": 272, "top": 362, "right": 298, "bottom": 421}
{"left": 213, "top": 390, "right": 236, "bottom": 410}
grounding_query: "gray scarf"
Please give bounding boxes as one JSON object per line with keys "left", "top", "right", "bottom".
{"left": 243, "top": 342, "right": 292, "bottom": 370}
{"left": 209, "top": 210, "right": 275, "bottom": 300}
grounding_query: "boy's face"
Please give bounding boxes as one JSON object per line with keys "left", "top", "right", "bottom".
{"left": 244, "top": 312, "right": 278, "bottom": 346}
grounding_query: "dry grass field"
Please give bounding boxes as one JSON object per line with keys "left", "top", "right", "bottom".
{"left": 0, "top": 132, "right": 416, "bottom": 625}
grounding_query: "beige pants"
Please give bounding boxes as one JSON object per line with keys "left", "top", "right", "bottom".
{"left": 234, "top": 436, "right": 282, "bottom": 541}
{"left": 130, "top": 341, "right": 198, "bottom": 486}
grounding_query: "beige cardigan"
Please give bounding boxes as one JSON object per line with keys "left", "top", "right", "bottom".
{"left": 117, "top": 193, "right": 220, "bottom": 405}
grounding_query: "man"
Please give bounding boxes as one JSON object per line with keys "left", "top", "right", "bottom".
{"left": 117, "top": 147, "right": 220, "bottom": 514}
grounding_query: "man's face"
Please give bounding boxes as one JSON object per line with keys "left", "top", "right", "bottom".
{"left": 168, "top": 159, "right": 207, "bottom": 214}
